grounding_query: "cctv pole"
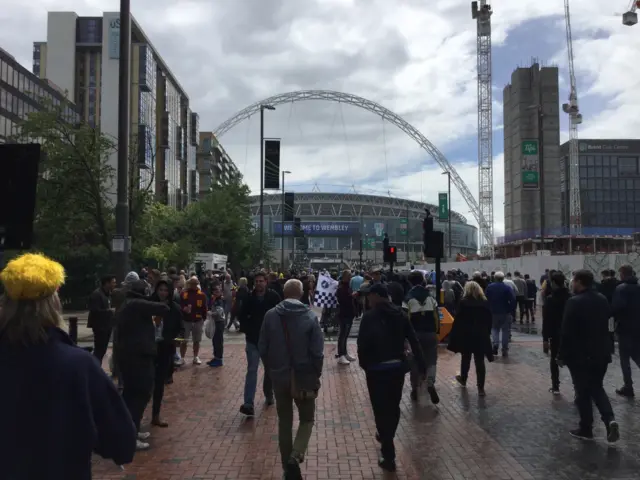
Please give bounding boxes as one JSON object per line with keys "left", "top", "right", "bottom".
{"left": 280, "top": 172, "right": 285, "bottom": 271}
{"left": 113, "top": 0, "right": 131, "bottom": 282}
{"left": 259, "top": 106, "right": 265, "bottom": 263}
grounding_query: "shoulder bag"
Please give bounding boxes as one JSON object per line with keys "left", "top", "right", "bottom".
{"left": 280, "top": 315, "right": 318, "bottom": 401}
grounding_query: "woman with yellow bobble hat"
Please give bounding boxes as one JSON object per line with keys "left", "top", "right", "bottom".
{"left": 0, "top": 253, "right": 137, "bottom": 480}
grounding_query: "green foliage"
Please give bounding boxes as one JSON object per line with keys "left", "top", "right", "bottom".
{"left": 10, "top": 97, "right": 263, "bottom": 305}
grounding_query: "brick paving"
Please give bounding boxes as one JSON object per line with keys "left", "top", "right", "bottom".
{"left": 92, "top": 339, "right": 640, "bottom": 480}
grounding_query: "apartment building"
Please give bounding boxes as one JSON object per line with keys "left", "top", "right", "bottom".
{"left": 197, "top": 131, "right": 241, "bottom": 198}
{"left": 34, "top": 12, "right": 198, "bottom": 207}
{"left": 0, "top": 47, "right": 79, "bottom": 143}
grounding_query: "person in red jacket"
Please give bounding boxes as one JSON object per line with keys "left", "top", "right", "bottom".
{"left": 179, "top": 276, "right": 208, "bottom": 365}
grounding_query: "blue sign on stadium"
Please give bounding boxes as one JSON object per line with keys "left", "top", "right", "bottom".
{"left": 274, "top": 221, "right": 359, "bottom": 236}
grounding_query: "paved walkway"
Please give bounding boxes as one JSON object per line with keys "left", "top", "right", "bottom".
{"left": 92, "top": 339, "right": 640, "bottom": 480}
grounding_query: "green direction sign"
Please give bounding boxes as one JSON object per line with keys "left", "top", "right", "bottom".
{"left": 399, "top": 218, "right": 408, "bottom": 236}
{"left": 521, "top": 139, "right": 540, "bottom": 190}
{"left": 363, "top": 237, "right": 375, "bottom": 249}
{"left": 438, "top": 193, "right": 449, "bottom": 221}
{"left": 521, "top": 140, "right": 539, "bottom": 156}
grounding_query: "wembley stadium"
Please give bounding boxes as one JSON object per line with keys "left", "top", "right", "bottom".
{"left": 249, "top": 192, "right": 478, "bottom": 269}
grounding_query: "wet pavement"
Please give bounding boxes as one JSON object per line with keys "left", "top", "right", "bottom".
{"left": 91, "top": 336, "right": 640, "bottom": 480}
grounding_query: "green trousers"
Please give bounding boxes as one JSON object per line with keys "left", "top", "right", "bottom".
{"left": 274, "top": 386, "right": 316, "bottom": 468}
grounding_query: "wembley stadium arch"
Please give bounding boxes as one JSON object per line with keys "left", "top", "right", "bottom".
{"left": 212, "top": 90, "right": 491, "bottom": 247}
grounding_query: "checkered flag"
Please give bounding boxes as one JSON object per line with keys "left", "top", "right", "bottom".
{"left": 313, "top": 274, "right": 339, "bottom": 309}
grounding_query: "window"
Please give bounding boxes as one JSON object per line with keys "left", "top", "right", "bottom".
{"left": 0, "top": 61, "right": 6, "bottom": 83}
{"left": 593, "top": 155, "right": 603, "bottom": 166}
{"left": 7, "top": 65, "right": 13, "bottom": 86}
{"left": 0, "top": 89, "right": 6, "bottom": 109}
{"left": 619, "top": 157, "right": 637, "bottom": 175}
{"left": 587, "top": 156, "right": 594, "bottom": 166}
{"left": 602, "top": 156, "right": 610, "bottom": 167}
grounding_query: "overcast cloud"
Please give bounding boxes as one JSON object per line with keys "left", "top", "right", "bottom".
{"left": 2, "top": 0, "right": 639, "bottom": 241}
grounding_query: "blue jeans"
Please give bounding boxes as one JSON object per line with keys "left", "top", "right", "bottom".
{"left": 212, "top": 320, "right": 225, "bottom": 359}
{"left": 243, "top": 342, "right": 273, "bottom": 407}
{"left": 491, "top": 313, "right": 511, "bottom": 351}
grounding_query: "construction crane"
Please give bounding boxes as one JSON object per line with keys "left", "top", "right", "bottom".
{"left": 471, "top": 1, "right": 494, "bottom": 258}
{"left": 623, "top": 0, "right": 639, "bottom": 25}
{"left": 562, "top": 0, "right": 583, "bottom": 235}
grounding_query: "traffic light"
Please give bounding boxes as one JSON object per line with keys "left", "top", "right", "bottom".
{"left": 422, "top": 209, "right": 444, "bottom": 258}
{"left": 388, "top": 245, "right": 397, "bottom": 263}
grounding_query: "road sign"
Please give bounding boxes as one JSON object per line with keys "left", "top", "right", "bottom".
{"left": 399, "top": 218, "right": 408, "bottom": 236}
{"left": 438, "top": 193, "right": 449, "bottom": 221}
{"left": 364, "top": 237, "right": 375, "bottom": 249}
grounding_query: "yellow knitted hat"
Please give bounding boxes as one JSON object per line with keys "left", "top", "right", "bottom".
{"left": 0, "top": 253, "right": 66, "bottom": 301}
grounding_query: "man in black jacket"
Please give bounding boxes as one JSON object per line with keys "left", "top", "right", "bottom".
{"left": 542, "top": 272, "right": 570, "bottom": 394}
{"left": 114, "top": 280, "right": 170, "bottom": 450}
{"left": 88, "top": 275, "right": 117, "bottom": 365}
{"left": 557, "top": 269, "right": 619, "bottom": 443}
{"left": 612, "top": 264, "right": 640, "bottom": 397}
{"left": 238, "top": 272, "right": 281, "bottom": 417}
{"left": 357, "top": 283, "right": 425, "bottom": 473}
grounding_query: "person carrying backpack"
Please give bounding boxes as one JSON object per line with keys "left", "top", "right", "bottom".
{"left": 403, "top": 270, "right": 440, "bottom": 405}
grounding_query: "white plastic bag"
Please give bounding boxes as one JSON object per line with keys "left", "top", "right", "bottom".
{"left": 204, "top": 315, "right": 216, "bottom": 339}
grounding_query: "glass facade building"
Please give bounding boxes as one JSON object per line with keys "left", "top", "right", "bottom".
{"left": 0, "top": 47, "right": 79, "bottom": 143}
{"left": 561, "top": 140, "right": 640, "bottom": 234}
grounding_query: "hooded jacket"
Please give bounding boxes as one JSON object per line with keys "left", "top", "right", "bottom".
{"left": 0, "top": 327, "right": 136, "bottom": 480}
{"left": 613, "top": 277, "right": 640, "bottom": 339}
{"left": 542, "top": 286, "right": 571, "bottom": 342}
{"left": 114, "top": 281, "right": 170, "bottom": 357}
{"left": 357, "top": 300, "right": 425, "bottom": 373}
{"left": 258, "top": 299, "right": 324, "bottom": 390}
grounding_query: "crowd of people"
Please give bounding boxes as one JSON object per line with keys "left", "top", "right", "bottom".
{"left": 1, "top": 253, "right": 638, "bottom": 479}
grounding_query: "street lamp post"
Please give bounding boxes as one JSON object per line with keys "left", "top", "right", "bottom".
{"left": 259, "top": 104, "right": 276, "bottom": 264}
{"left": 442, "top": 171, "right": 452, "bottom": 259}
{"left": 113, "top": 0, "right": 131, "bottom": 282}
{"left": 280, "top": 170, "right": 291, "bottom": 271}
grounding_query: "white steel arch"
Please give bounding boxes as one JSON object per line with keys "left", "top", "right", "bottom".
{"left": 213, "top": 90, "right": 492, "bottom": 246}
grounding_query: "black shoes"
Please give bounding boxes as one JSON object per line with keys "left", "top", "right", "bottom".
{"left": 239, "top": 404, "right": 255, "bottom": 417}
{"left": 378, "top": 456, "right": 396, "bottom": 472}
{"left": 427, "top": 386, "right": 440, "bottom": 404}
{"left": 284, "top": 458, "right": 303, "bottom": 480}
{"left": 265, "top": 397, "right": 275, "bottom": 406}
{"left": 455, "top": 375, "right": 467, "bottom": 387}
{"left": 615, "top": 386, "right": 635, "bottom": 398}
{"left": 606, "top": 421, "right": 620, "bottom": 444}
{"left": 410, "top": 390, "right": 418, "bottom": 401}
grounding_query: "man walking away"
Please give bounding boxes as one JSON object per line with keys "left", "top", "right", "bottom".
{"left": 524, "top": 274, "right": 538, "bottom": 322}
{"left": 115, "top": 280, "right": 170, "bottom": 450}
{"left": 558, "top": 269, "right": 619, "bottom": 443}
{"left": 336, "top": 270, "right": 356, "bottom": 365}
{"left": 179, "top": 276, "right": 208, "bottom": 365}
{"left": 88, "top": 274, "right": 117, "bottom": 365}
{"left": 513, "top": 272, "right": 527, "bottom": 324}
{"left": 259, "top": 279, "right": 324, "bottom": 480}
{"left": 404, "top": 270, "right": 440, "bottom": 404}
{"left": 358, "top": 284, "right": 425, "bottom": 473}
{"left": 542, "top": 272, "right": 570, "bottom": 395}
{"left": 239, "top": 272, "right": 281, "bottom": 416}
{"left": 613, "top": 264, "right": 640, "bottom": 397}
{"left": 485, "top": 272, "right": 516, "bottom": 357}
{"left": 597, "top": 269, "right": 619, "bottom": 305}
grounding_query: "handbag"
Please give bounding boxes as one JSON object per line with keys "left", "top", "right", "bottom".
{"left": 280, "top": 315, "right": 318, "bottom": 401}
{"left": 204, "top": 315, "right": 216, "bottom": 339}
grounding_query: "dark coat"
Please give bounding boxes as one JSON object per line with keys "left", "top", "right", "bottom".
{"left": 150, "top": 281, "right": 183, "bottom": 344}
{"left": 542, "top": 287, "right": 570, "bottom": 342}
{"left": 114, "top": 291, "right": 170, "bottom": 358}
{"left": 446, "top": 298, "right": 493, "bottom": 360}
{"left": 0, "top": 327, "right": 136, "bottom": 480}
{"left": 87, "top": 287, "right": 113, "bottom": 330}
{"left": 558, "top": 288, "right": 612, "bottom": 366}
{"left": 336, "top": 281, "right": 355, "bottom": 319}
{"left": 238, "top": 289, "right": 282, "bottom": 345}
{"left": 613, "top": 278, "right": 640, "bottom": 340}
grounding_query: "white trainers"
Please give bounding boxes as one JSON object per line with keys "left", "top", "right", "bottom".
{"left": 137, "top": 431, "right": 151, "bottom": 440}
{"left": 193, "top": 356, "right": 202, "bottom": 365}
{"left": 136, "top": 439, "right": 150, "bottom": 451}
{"left": 174, "top": 356, "right": 184, "bottom": 366}
{"left": 338, "top": 355, "right": 351, "bottom": 365}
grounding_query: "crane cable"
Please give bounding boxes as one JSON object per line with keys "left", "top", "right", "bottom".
{"left": 338, "top": 102, "right": 354, "bottom": 181}
{"left": 381, "top": 116, "right": 390, "bottom": 195}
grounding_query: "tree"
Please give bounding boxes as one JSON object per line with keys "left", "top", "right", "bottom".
{"left": 185, "top": 180, "right": 267, "bottom": 270}
{"left": 13, "top": 97, "right": 116, "bottom": 257}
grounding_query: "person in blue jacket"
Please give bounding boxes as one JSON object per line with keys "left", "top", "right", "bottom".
{"left": 0, "top": 253, "right": 137, "bottom": 480}
{"left": 485, "top": 271, "right": 516, "bottom": 357}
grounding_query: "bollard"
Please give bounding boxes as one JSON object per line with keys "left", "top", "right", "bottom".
{"left": 68, "top": 316, "right": 78, "bottom": 344}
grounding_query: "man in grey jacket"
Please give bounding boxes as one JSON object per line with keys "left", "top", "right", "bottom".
{"left": 259, "top": 279, "right": 324, "bottom": 480}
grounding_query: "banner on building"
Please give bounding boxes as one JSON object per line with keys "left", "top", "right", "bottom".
{"left": 438, "top": 193, "right": 449, "bottom": 220}
{"left": 521, "top": 139, "right": 540, "bottom": 190}
{"left": 274, "top": 221, "right": 359, "bottom": 236}
{"left": 108, "top": 18, "right": 120, "bottom": 59}
{"left": 399, "top": 218, "right": 408, "bottom": 236}
{"left": 264, "top": 139, "right": 280, "bottom": 190}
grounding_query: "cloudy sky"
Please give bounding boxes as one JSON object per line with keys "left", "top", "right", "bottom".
{"left": 2, "top": 0, "right": 640, "bottom": 240}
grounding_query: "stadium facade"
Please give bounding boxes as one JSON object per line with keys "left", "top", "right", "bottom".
{"left": 250, "top": 192, "right": 478, "bottom": 268}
